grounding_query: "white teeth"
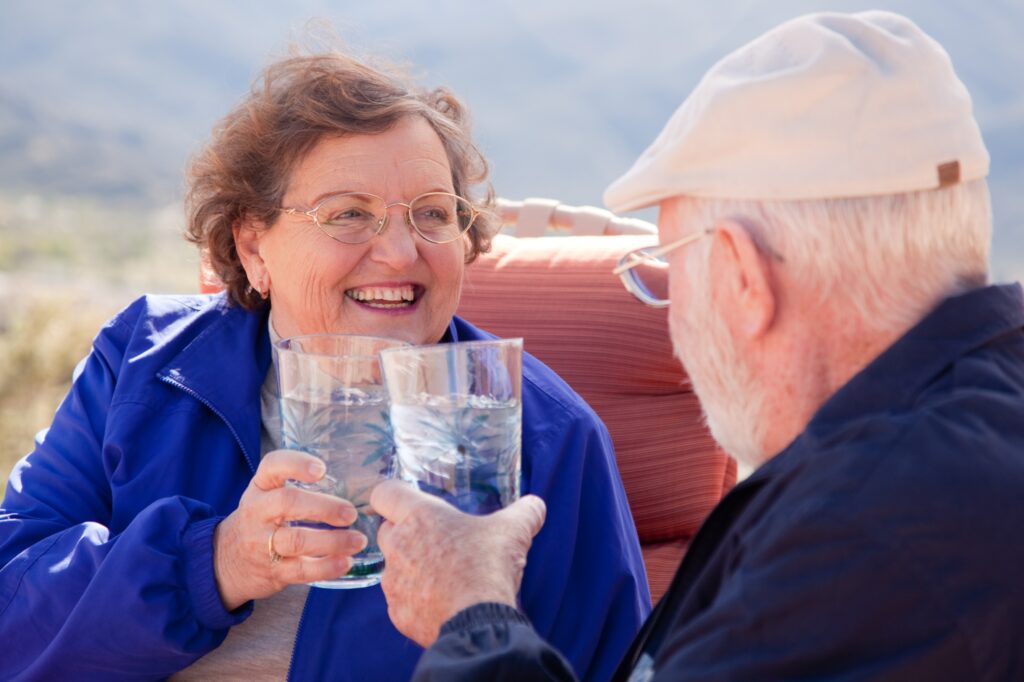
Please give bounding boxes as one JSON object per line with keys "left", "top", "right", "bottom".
{"left": 346, "top": 285, "right": 416, "bottom": 304}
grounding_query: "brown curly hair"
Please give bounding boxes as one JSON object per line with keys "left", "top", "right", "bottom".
{"left": 185, "top": 49, "right": 497, "bottom": 309}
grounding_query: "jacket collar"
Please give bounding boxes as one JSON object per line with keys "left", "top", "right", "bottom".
{"left": 814, "top": 283, "right": 1023, "bottom": 425}
{"left": 753, "top": 283, "right": 1024, "bottom": 482}
{"left": 158, "top": 295, "right": 272, "bottom": 472}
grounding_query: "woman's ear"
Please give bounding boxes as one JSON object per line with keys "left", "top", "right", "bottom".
{"left": 708, "top": 217, "right": 777, "bottom": 341}
{"left": 233, "top": 217, "right": 270, "bottom": 296}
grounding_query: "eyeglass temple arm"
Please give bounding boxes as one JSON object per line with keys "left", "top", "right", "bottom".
{"left": 611, "top": 229, "right": 713, "bottom": 275}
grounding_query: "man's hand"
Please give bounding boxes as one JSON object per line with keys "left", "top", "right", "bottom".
{"left": 372, "top": 480, "right": 546, "bottom": 647}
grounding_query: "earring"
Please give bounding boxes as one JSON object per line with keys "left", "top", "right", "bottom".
{"left": 247, "top": 280, "right": 269, "bottom": 300}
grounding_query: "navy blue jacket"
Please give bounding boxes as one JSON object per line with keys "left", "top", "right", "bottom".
{"left": 413, "top": 283, "right": 1024, "bottom": 682}
{"left": 0, "top": 293, "right": 650, "bottom": 681}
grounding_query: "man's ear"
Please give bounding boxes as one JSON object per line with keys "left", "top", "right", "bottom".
{"left": 708, "top": 217, "right": 777, "bottom": 340}
{"left": 233, "top": 217, "right": 269, "bottom": 290}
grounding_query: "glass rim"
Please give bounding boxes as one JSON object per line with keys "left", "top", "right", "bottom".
{"left": 274, "top": 333, "right": 410, "bottom": 359}
{"left": 378, "top": 337, "right": 523, "bottom": 359}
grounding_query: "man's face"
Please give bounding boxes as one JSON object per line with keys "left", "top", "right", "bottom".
{"left": 658, "top": 198, "right": 768, "bottom": 469}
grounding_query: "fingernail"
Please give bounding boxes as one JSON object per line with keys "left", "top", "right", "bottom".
{"left": 355, "top": 533, "right": 368, "bottom": 552}
{"left": 309, "top": 460, "right": 326, "bottom": 478}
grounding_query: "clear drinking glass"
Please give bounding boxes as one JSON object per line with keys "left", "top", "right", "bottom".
{"left": 380, "top": 338, "right": 523, "bottom": 515}
{"left": 274, "top": 334, "right": 408, "bottom": 588}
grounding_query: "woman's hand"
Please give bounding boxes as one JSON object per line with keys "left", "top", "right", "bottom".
{"left": 213, "top": 449, "right": 367, "bottom": 610}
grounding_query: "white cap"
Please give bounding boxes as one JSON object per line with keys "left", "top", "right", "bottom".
{"left": 604, "top": 11, "right": 989, "bottom": 212}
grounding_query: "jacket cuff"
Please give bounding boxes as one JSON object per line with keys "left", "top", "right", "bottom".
{"left": 183, "top": 516, "right": 253, "bottom": 629}
{"left": 440, "top": 602, "right": 531, "bottom": 636}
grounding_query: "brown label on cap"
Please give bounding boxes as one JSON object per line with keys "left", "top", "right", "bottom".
{"left": 937, "top": 160, "right": 960, "bottom": 188}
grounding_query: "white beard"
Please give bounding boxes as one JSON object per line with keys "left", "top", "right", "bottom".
{"left": 670, "top": 267, "right": 769, "bottom": 471}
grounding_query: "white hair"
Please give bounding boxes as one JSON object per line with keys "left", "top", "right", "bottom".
{"left": 682, "top": 179, "right": 992, "bottom": 332}
{"left": 673, "top": 244, "right": 769, "bottom": 468}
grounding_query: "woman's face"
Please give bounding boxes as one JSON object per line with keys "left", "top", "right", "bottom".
{"left": 236, "top": 116, "right": 466, "bottom": 345}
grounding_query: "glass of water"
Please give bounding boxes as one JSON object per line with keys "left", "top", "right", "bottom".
{"left": 274, "top": 334, "right": 408, "bottom": 589}
{"left": 380, "top": 338, "right": 523, "bottom": 515}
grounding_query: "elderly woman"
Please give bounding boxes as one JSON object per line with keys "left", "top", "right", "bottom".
{"left": 0, "top": 50, "right": 649, "bottom": 680}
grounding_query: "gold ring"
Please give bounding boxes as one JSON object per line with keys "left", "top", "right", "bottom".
{"left": 268, "top": 527, "right": 282, "bottom": 564}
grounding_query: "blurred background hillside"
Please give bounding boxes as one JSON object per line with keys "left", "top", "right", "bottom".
{"left": 2, "top": 0, "right": 1022, "bottom": 492}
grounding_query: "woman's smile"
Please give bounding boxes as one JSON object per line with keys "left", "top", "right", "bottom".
{"left": 344, "top": 283, "right": 424, "bottom": 312}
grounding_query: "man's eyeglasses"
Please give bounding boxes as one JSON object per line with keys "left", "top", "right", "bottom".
{"left": 278, "top": 191, "right": 479, "bottom": 245}
{"left": 612, "top": 228, "right": 713, "bottom": 307}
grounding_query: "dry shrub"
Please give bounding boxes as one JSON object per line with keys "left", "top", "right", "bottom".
{"left": 0, "top": 292, "right": 122, "bottom": 498}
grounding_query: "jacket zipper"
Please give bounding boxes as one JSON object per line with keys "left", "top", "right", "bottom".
{"left": 162, "top": 372, "right": 310, "bottom": 679}
{"left": 287, "top": 590, "right": 313, "bottom": 681}
{"left": 158, "top": 374, "right": 258, "bottom": 474}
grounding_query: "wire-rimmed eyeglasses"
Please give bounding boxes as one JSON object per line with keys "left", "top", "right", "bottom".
{"left": 278, "top": 191, "right": 479, "bottom": 245}
{"left": 612, "top": 228, "right": 714, "bottom": 307}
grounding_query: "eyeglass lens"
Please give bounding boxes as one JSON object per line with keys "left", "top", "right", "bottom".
{"left": 624, "top": 251, "right": 670, "bottom": 304}
{"left": 316, "top": 192, "right": 474, "bottom": 244}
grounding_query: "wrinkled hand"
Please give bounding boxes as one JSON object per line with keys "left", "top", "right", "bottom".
{"left": 372, "top": 480, "right": 546, "bottom": 647}
{"left": 214, "top": 450, "right": 367, "bottom": 610}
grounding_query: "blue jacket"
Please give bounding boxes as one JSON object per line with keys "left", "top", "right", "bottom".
{"left": 411, "top": 283, "right": 1024, "bottom": 682}
{"left": 0, "top": 293, "right": 650, "bottom": 681}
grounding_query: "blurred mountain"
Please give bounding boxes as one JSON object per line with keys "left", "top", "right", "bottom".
{"left": 1, "top": 0, "right": 1022, "bottom": 277}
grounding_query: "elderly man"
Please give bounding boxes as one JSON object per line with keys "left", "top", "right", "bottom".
{"left": 371, "top": 10, "right": 1024, "bottom": 681}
